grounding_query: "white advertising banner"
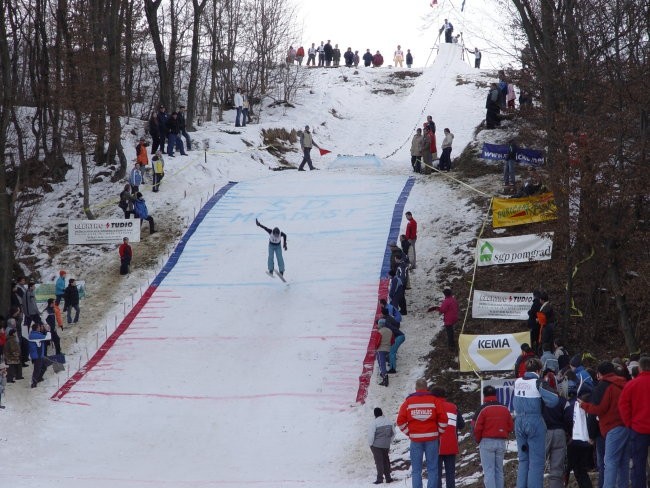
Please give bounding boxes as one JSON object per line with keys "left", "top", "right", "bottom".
{"left": 481, "top": 378, "right": 516, "bottom": 412}
{"left": 459, "top": 331, "right": 529, "bottom": 372}
{"left": 477, "top": 232, "right": 554, "bottom": 266}
{"left": 472, "top": 290, "right": 533, "bottom": 320}
{"left": 68, "top": 220, "right": 141, "bottom": 244}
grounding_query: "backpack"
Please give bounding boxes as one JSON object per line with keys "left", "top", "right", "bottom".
{"left": 543, "top": 356, "right": 559, "bottom": 374}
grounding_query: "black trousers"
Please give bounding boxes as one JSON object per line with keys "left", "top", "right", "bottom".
{"left": 445, "top": 323, "right": 456, "bottom": 348}
{"left": 370, "top": 446, "right": 391, "bottom": 481}
{"left": 411, "top": 155, "right": 422, "bottom": 173}
{"left": 298, "top": 147, "right": 314, "bottom": 170}
{"left": 31, "top": 357, "right": 45, "bottom": 386}
{"left": 566, "top": 442, "right": 593, "bottom": 488}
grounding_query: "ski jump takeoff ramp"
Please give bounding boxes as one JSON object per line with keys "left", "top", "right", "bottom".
{"left": 3, "top": 172, "right": 414, "bottom": 488}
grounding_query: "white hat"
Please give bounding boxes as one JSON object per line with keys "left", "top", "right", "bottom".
{"left": 0, "top": 363, "right": 8, "bottom": 370}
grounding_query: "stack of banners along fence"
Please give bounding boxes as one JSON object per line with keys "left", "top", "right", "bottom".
{"left": 492, "top": 192, "right": 557, "bottom": 228}
{"left": 472, "top": 290, "right": 533, "bottom": 320}
{"left": 68, "top": 219, "right": 141, "bottom": 244}
{"left": 481, "top": 378, "right": 516, "bottom": 412}
{"left": 481, "top": 143, "right": 545, "bottom": 167}
{"left": 477, "top": 232, "right": 554, "bottom": 266}
{"left": 459, "top": 331, "right": 530, "bottom": 373}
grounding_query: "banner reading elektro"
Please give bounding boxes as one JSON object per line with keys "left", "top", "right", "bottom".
{"left": 459, "top": 331, "right": 529, "bottom": 372}
{"left": 68, "top": 219, "right": 141, "bottom": 244}
{"left": 472, "top": 290, "right": 533, "bottom": 320}
{"left": 477, "top": 232, "right": 554, "bottom": 266}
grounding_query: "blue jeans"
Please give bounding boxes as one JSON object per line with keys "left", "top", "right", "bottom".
{"left": 66, "top": 304, "right": 79, "bottom": 324}
{"left": 479, "top": 437, "right": 506, "bottom": 488}
{"left": 181, "top": 129, "right": 191, "bottom": 150}
{"left": 515, "top": 415, "right": 546, "bottom": 488}
{"left": 410, "top": 439, "right": 439, "bottom": 488}
{"left": 235, "top": 107, "right": 242, "bottom": 126}
{"left": 267, "top": 243, "right": 284, "bottom": 273}
{"left": 629, "top": 430, "right": 650, "bottom": 488}
{"left": 389, "top": 335, "right": 405, "bottom": 370}
{"left": 242, "top": 108, "right": 248, "bottom": 127}
{"left": 167, "top": 133, "right": 177, "bottom": 156}
{"left": 603, "top": 425, "right": 629, "bottom": 488}
{"left": 503, "top": 159, "right": 515, "bottom": 185}
{"left": 437, "top": 454, "right": 455, "bottom": 488}
{"left": 376, "top": 351, "right": 388, "bottom": 376}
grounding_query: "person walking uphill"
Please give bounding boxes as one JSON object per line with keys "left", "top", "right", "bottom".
{"left": 298, "top": 125, "right": 320, "bottom": 171}
{"left": 368, "top": 407, "right": 395, "bottom": 484}
{"left": 132, "top": 192, "right": 156, "bottom": 234}
{"left": 55, "top": 270, "right": 66, "bottom": 306}
{"left": 397, "top": 378, "right": 448, "bottom": 488}
{"left": 63, "top": 279, "right": 80, "bottom": 325}
{"left": 256, "top": 219, "right": 287, "bottom": 277}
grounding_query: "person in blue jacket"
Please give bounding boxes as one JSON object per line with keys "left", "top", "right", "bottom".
{"left": 55, "top": 270, "right": 66, "bottom": 305}
{"left": 380, "top": 307, "right": 405, "bottom": 375}
{"left": 129, "top": 162, "right": 144, "bottom": 194}
{"left": 28, "top": 323, "right": 50, "bottom": 388}
{"left": 132, "top": 192, "right": 156, "bottom": 234}
{"left": 513, "top": 357, "right": 559, "bottom": 488}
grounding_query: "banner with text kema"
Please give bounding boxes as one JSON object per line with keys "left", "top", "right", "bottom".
{"left": 472, "top": 290, "right": 533, "bottom": 320}
{"left": 477, "top": 232, "right": 554, "bottom": 266}
{"left": 492, "top": 192, "right": 557, "bottom": 228}
{"left": 460, "top": 331, "right": 529, "bottom": 372}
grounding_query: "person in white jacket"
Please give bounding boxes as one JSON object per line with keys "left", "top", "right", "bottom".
{"left": 368, "top": 407, "right": 395, "bottom": 484}
{"left": 234, "top": 88, "right": 244, "bottom": 127}
{"left": 438, "top": 128, "right": 454, "bottom": 171}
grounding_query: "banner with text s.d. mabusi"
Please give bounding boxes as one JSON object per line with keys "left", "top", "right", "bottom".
{"left": 68, "top": 219, "right": 141, "bottom": 244}
{"left": 472, "top": 290, "right": 533, "bottom": 320}
{"left": 492, "top": 193, "right": 557, "bottom": 228}
{"left": 477, "top": 232, "right": 554, "bottom": 266}
{"left": 459, "top": 331, "right": 529, "bottom": 372}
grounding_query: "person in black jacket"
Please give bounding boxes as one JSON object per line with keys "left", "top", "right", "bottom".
{"left": 343, "top": 47, "right": 354, "bottom": 67}
{"left": 323, "top": 40, "right": 333, "bottom": 66}
{"left": 156, "top": 105, "right": 168, "bottom": 152}
{"left": 363, "top": 49, "right": 373, "bottom": 67}
{"left": 527, "top": 290, "right": 542, "bottom": 351}
{"left": 486, "top": 83, "right": 501, "bottom": 129}
{"left": 177, "top": 104, "right": 192, "bottom": 150}
{"left": 63, "top": 279, "right": 80, "bottom": 325}
{"left": 166, "top": 112, "right": 187, "bottom": 157}
{"left": 149, "top": 111, "right": 162, "bottom": 154}
{"left": 406, "top": 49, "right": 413, "bottom": 68}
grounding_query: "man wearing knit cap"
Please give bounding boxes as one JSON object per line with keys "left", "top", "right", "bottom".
{"left": 55, "top": 270, "right": 66, "bottom": 306}
{"left": 368, "top": 407, "right": 394, "bottom": 484}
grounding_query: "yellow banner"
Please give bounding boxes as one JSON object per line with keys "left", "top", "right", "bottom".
{"left": 459, "top": 331, "right": 530, "bottom": 372}
{"left": 492, "top": 192, "right": 557, "bottom": 228}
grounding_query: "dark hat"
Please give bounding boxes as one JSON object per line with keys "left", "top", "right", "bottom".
{"left": 136, "top": 192, "right": 143, "bottom": 198}
{"left": 272, "top": 227, "right": 280, "bottom": 235}
{"left": 570, "top": 354, "right": 582, "bottom": 368}
{"left": 373, "top": 407, "right": 383, "bottom": 418}
{"left": 521, "top": 343, "right": 531, "bottom": 352}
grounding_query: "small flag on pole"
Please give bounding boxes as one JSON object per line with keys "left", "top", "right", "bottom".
{"left": 318, "top": 148, "right": 331, "bottom": 156}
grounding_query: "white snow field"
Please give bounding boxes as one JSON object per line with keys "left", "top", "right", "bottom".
{"left": 1, "top": 43, "right": 490, "bottom": 487}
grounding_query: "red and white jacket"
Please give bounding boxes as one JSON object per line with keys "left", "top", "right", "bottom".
{"left": 397, "top": 390, "right": 448, "bottom": 442}
{"left": 438, "top": 399, "right": 464, "bottom": 455}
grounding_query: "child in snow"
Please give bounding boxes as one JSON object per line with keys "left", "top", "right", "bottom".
{"left": 256, "top": 219, "right": 287, "bottom": 276}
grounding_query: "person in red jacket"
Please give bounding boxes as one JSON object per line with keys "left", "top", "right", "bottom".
{"left": 372, "top": 51, "right": 384, "bottom": 67}
{"left": 618, "top": 355, "right": 650, "bottom": 488}
{"left": 404, "top": 211, "right": 417, "bottom": 269}
{"left": 472, "top": 385, "right": 514, "bottom": 488}
{"left": 427, "top": 287, "right": 459, "bottom": 349}
{"left": 514, "top": 343, "right": 537, "bottom": 378}
{"left": 118, "top": 237, "right": 133, "bottom": 275}
{"left": 397, "top": 378, "right": 448, "bottom": 488}
{"left": 579, "top": 361, "right": 629, "bottom": 488}
{"left": 430, "top": 386, "right": 465, "bottom": 488}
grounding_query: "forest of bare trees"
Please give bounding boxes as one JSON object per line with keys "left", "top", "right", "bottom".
{"left": 0, "top": 0, "right": 297, "bottom": 313}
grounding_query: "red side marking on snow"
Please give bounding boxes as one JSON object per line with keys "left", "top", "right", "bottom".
{"left": 69, "top": 390, "right": 346, "bottom": 402}
{"left": 55, "top": 400, "right": 92, "bottom": 407}
{"left": 50, "top": 286, "right": 159, "bottom": 401}
{"left": 355, "top": 279, "right": 389, "bottom": 404}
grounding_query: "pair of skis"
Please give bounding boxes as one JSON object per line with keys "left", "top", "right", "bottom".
{"left": 266, "top": 270, "right": 287, "bottom": 283}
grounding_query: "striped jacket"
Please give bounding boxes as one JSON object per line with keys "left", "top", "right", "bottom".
{"left": 397, "top": 390, "right": 448, "bottom": 442}
{"left": 438, "top": 399, "right": 465, "bottom": 455}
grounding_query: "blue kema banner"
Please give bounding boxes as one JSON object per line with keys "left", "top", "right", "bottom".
{"left": 481, "top": 143, "right": 545, "bottom": 167}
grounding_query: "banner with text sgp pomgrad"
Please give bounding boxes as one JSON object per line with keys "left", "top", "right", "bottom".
{"left": 459, "top": 331, "right": 529, "bottom": 372}
{"left": 477, "top": 233, "right": 553, "bottom": 266}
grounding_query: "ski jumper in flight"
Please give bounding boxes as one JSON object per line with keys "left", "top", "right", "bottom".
{"left": 256, "top": 219, "right": 288, "bottom": 276}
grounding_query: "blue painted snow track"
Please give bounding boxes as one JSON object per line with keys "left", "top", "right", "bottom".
{"left": 379, "top": 176, "right": 415, "bottom": 277}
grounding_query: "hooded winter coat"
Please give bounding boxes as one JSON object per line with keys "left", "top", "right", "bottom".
{"left": 580, "top": 372, "right": 627, "bottom": 436}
